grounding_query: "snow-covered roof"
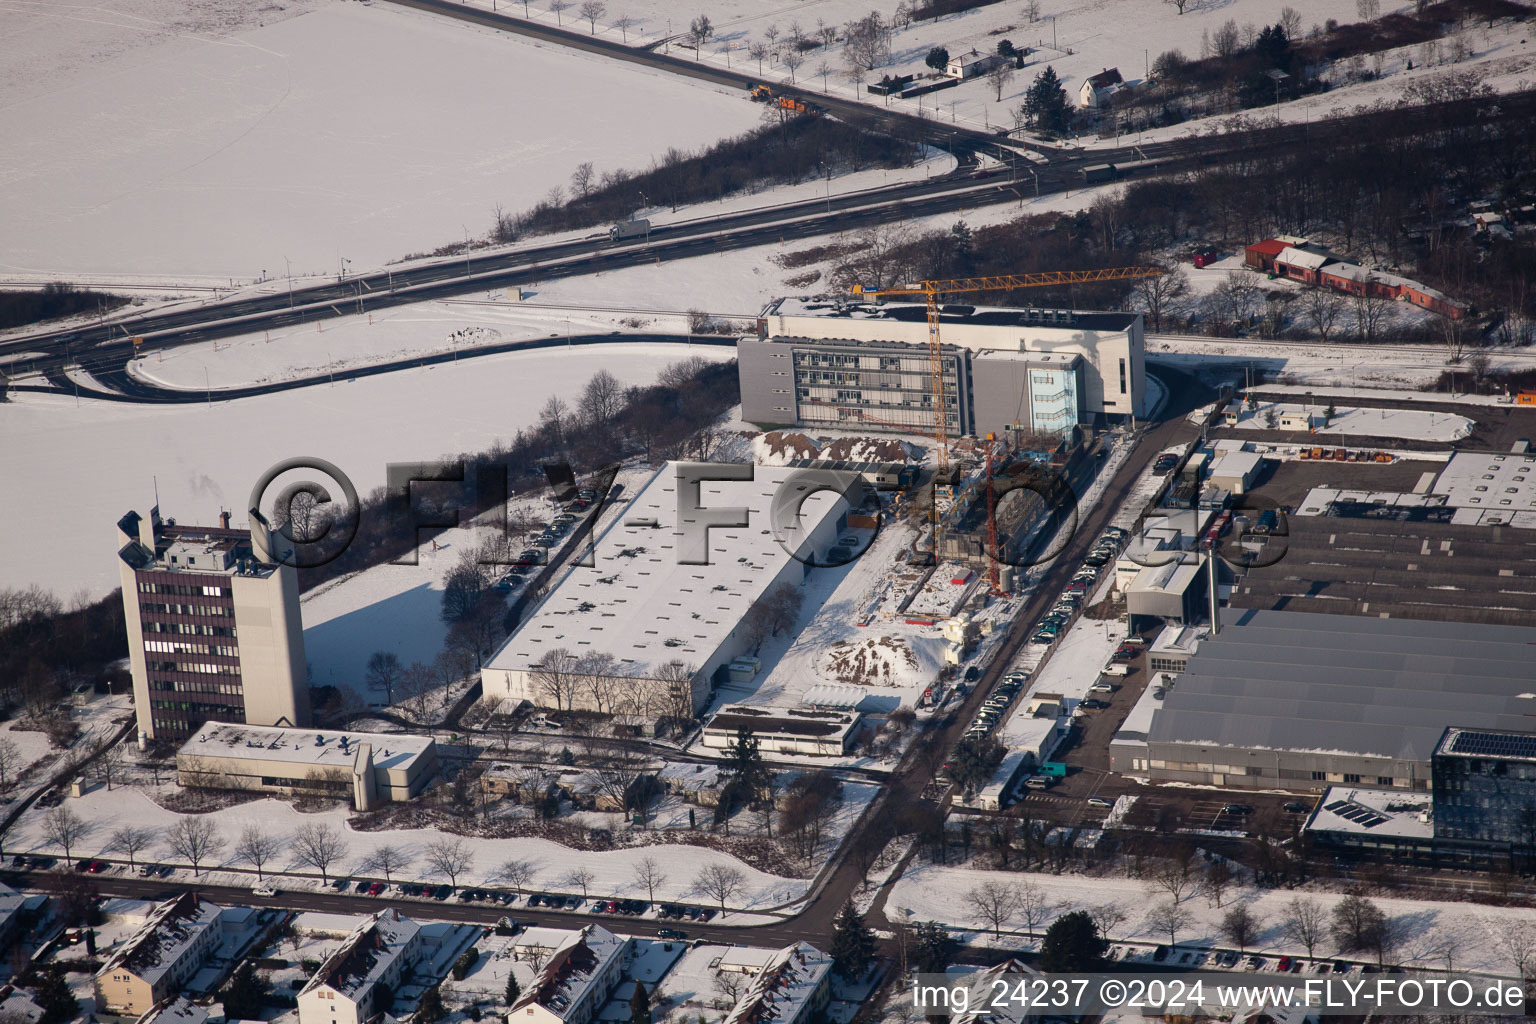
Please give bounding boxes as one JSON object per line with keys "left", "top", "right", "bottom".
{"left": 180, "top": 722, "right": 432, "bottom": 775}
{"left": 512, "top": 925, "right": 627, "bottom": 1021}
{"left": 1273, "top": 246, "right": 1332, "bottom": 272}
{"left": 765, "top": 296, "right": 1139, "bottom": 334}
{"left": 135, "top": 995, "right": 209, "bottom": 1024}
{"left": 705, "top": 704, "right": 860, "bottom": 743}
{"left": 1209, "top": 450, "right": 1263, "bottom": 478}
{"left": 98, "top": 893, "right": 223, "bottom": 988}
{"left": 1127, "top": 560, "right": 1202, "bottom": 596}
{"left": 1434, "top": 450, "right": 1536, "bottom": 511}
{"left": 485, "top": 463, "right": 844, "bottom": 680}
{"left": 301, "top": 909, "right": 421, "bottom": 1002}
{"left": 720, "top": 942, "right": 830, "bottom": 1024}
{"left": 800, "top": 684, "right": 868, "bottom": 709}
{"left": 948, "top": 49, "right": 999, "bottom": 68}
{"left": 1148, "top": 624, "right": 1203, "bottom": 660}
{"left": 1304, "top": 786, "right": 1432, "bottom": 840}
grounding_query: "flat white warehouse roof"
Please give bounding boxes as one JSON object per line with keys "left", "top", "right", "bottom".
{"left": 486, "top": 463, "right": 845, "bottom": 678}
{"left": 1434, "top": 449, "right": 1536, "bottom": 511}
{"left": 181, "top": 722, "right": 433, "bottom": 774}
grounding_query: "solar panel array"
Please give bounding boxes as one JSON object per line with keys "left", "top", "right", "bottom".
{"left": 1323, "top": 799, "right": 1389, "bottom": 829}
{"left": 1447, "top": 730, "right": 1536, "bottom": 761}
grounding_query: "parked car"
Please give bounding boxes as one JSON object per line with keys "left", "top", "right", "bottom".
{"left": 331, "top": 878, "right": 350, "bottom": 892}
{"left": 657, "top": 928, "right": 687, "bottom": 940}
{"left": 354, "top": 879, "right": 370, "bottom": 893}
{"left": 1283, "top": 802, "right": 1311, "bottom": 814}
{"left": 1277, "top": 957, "right": 1292, "bottom": 972}
{"left": 1079, "top": 698, "right": 1110, "bottom": 711}
{"left": 433, "top": 885, "right": 453, "bottom": 900}
{"left": 1222, "top": 803, "right": 1253, "bottom": 816}
{"left": 1153, "top": 945, "right": 1169, "bottom": 962}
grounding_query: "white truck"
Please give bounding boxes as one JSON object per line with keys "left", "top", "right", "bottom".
{"left": 1102, "top": 663, "right": 1130, "bottom": 677}
{"left": 609, "top": 219, "right": 651, "bottom": 242}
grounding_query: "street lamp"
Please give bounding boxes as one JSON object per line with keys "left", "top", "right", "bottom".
{"left": 284, "top": 255, "right": 294, "bottom": 308}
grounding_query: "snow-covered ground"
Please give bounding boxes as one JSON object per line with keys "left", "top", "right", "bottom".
{"left": 886, "top": 863, "right": 1525, "bottom": 976}
{"left": 10, "top": 783, "right": 806, "bottom": 912}
{"left": 483, "top": 0, "right": 1535, "bottom": 151}
{"left": 0, "top": 344, "right": 731, "bottom": 598}
{"left": 0, "top": 0, "right": 760, "bottom": 282}
{"left": 1231, "top": 402, "right": 1475, "bottom": 443}
{"left": 128, "top": 298, "right": 736, "bottom": 390}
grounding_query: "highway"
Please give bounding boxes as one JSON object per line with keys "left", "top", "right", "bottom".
{"left": 9, "top": 86, "right": 1529, "bottom": 392}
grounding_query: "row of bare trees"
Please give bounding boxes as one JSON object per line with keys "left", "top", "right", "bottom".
{"left": 35, "top": 809, "right": 482, "bottom": 887}
{"left": 528, "top": 648, "right": 697, "bottom": 721}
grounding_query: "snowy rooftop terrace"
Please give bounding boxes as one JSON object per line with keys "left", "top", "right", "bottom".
{"left": 301, "top": 909, "right": 421, "bottom": 1000}
{"left": 486, "top": 463, "right": 843, "bottom": 678}
{"left": 98, "top": 893, "right": 223, "bottom": 988}
{"left": 1303, "top": 786, "right": 1433, "bottom": 841}
{"left": 181, "top": 722, "right": 432, "bottom": 774}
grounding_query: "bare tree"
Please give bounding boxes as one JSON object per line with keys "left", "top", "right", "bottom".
{"left": 630, "top": 855, "right": 668, "bottom": 903}
{"left": 0, "top": 738, "right": 22, "bottom": 794}
{"left": 1018, "top": 882, "right": 1053, "bottom": 938}
{"left": 1134, "top": 267, "right": 1190, "bottom": 332}
{"left": 653, "top": 659, "right": 699, "bottom": 725}
{"left": 580, "top": 368, "right": 625, "bottom": 430}
{"left": 89, "top": 742, "right": 125, "bottom": 791}
{"left": 1213, "top": 271, "right": 1263, "bottom": 327}
{"left": 694, "top": 863, "right": 746, "bottom": 913}
{"left": 365, "top": 651, "right": 402, "bottom": 704}
{"left": 1331, "top": 893, "right": 1386, "bottom": 952}
{"left": 1300, "top": 286, "right": 1347, "bottom": 341}
{"left": 1147, "top": 899, "right": 1192, "bottom": 945}
{"left": 687, "top": 14, "right": 714, "bottom": 56}
{"left": 1089, "top": 902, "right": 1129, "bottom": 940}
{"left": 1024, "top": 0, "right": 1041, "bottom": 21}
{"left": 1221, "top": 905, "right": 1262, "bottom": 952}
{"left": 1202, "top": 860, "right": 1233, "bottom": 907}
{"left": 41, "top": 806, "right": 90, "bottom": 862}
{"left": 1282, "top": 897, "right": 1326, "bottom": 959}
{"left": 1213, "top": 19, "right": 1241, "bottom": 58}
{"left": 1279, "top": 6, "right": 1302, "bottom": 39}
{"left": 565, "top": 867, "right": 596, "bottom": 898}
{"left": 234, "top": 824, "right": 283, "bottom": 881}
{"left": 167, "top": 816, "right": 225, "bottom": 877}
{"left": 531, "top": 648, "right": 581, "bottom": 711}
{"left": 498, "top": 858, "right": 537, "bottom": 892}
{"left": 549, "top": 0, "right": 571, "bottom": 26}
{"left": 1355, "top": 0, "right": 1380, "bottom": 20}
{"left": 366, "top": 844, "right": 410, "bottom": 883}
{"left": 577, "top": 0, "right": 605, "bottom": 33}
{"left": 842, "top": 11, "right": 890, "bottom": 71}
{"left": 987, "top": 62, "right": 1016, "bottom": 102}
{"left": 783, "top": 49, "right": 804, "bottom": 83}
{"left": 1151, "top": 859, "right": 1199, "bottom": 904}
{"left": 815, "top": 61, "right": 832, "bottom": 92}
{"left": 107, "top": 825, "right": 155, "bottom": 870}
{"left": 613, "top": 13, "right": 633, "bottom": 42}
{"left": 292, "top": 821, "right": 347, "bottom": 885}
{"left": 966, "top": 879, "right": 1020, "bottom": 938}
{"left": 1440, "top": 314, "right": 1471, "bottom": 363}
{"left": 1165, "top": 0, "right": 1190, "bottom": 13}
{"left": 570, "top": 161, "right": 596, "bottom": 198}
{"left": 425, "top": 837, "right": 474, "bottom": 887}
{"left": 1352, "top": 276, "right": 1391, "bottom": 343}
{"left": 1489, "top": 917, "right": 1536, "bottom": 980}
{"left": 749, "top": 41, "right": 769, "bottom": 74}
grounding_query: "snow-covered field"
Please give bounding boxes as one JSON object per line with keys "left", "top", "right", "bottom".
{"left": 887, "top": 863, "right": 1523, "bottom": 976}
{"left": 8, "top": 784, "right": 806, "bottom": 912}
{"left": 0, "top": 0, "right": 760, "bottom": 282}
{"left": 0, "top": 344, "right": 731, "bottom": 598}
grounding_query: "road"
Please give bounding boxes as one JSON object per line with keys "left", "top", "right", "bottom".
{"left": 10, "top": 89, "right": 1529, "bottom": 388}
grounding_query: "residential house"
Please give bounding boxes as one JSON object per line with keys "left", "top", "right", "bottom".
{"left": 95, "top": 894, "right": 226, "bottom": 1017}
{"left": 507, "top": 925, "right": 630, "bottom": 1024}
{"left": 945, "top": 49, "right": 1007, "bottom": 80}
{"left": 298, "top": 909, "right": 425, "bottom": 1024}
{"left": 1078, "top": 67, "right": 1123, "bottom": 108}
{"left": 720, "top": 943, "right": 832, "bottom": 1024}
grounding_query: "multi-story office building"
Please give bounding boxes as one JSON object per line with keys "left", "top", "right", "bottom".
{"left": 115, "top": 505, "right": 310, "bottom": 743}
{"left": 738, "top": 297, "right": 1146, "bottom": 437}
{"left": 1432, "top": 727, "right": 1536, "bottom": 848}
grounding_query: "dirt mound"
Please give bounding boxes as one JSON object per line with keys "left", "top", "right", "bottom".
{"left": 823, "top": 634, "right": 941, "bottom": 687}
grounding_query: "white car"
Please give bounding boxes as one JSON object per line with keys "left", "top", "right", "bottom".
{"left": 252, "top": 884, "right": 278, "bottom": 897}
{"left": 1087, "top": 796, "right": 1114, "bottom": 808}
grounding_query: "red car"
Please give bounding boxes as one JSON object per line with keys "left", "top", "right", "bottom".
{"left": 1277, "top": 956, "right": 1292, "bottom": 971}
{"left": 367, "top": 882, "right": 384, "bottom": 896}
{"left": 87, "top": 860, "right": 108, "bottom": 874}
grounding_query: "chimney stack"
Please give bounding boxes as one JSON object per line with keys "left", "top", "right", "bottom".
{"left": 219, "top": 509, "right": 231, "bottom": 529}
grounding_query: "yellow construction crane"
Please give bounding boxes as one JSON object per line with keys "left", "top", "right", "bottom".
{"left": 850, "top": 267, "right": 1164, "bottom": 556}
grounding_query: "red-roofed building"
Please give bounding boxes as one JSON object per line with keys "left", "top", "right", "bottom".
{"left": 1243, "top": 239, "right": 1288, "bottom": 272}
